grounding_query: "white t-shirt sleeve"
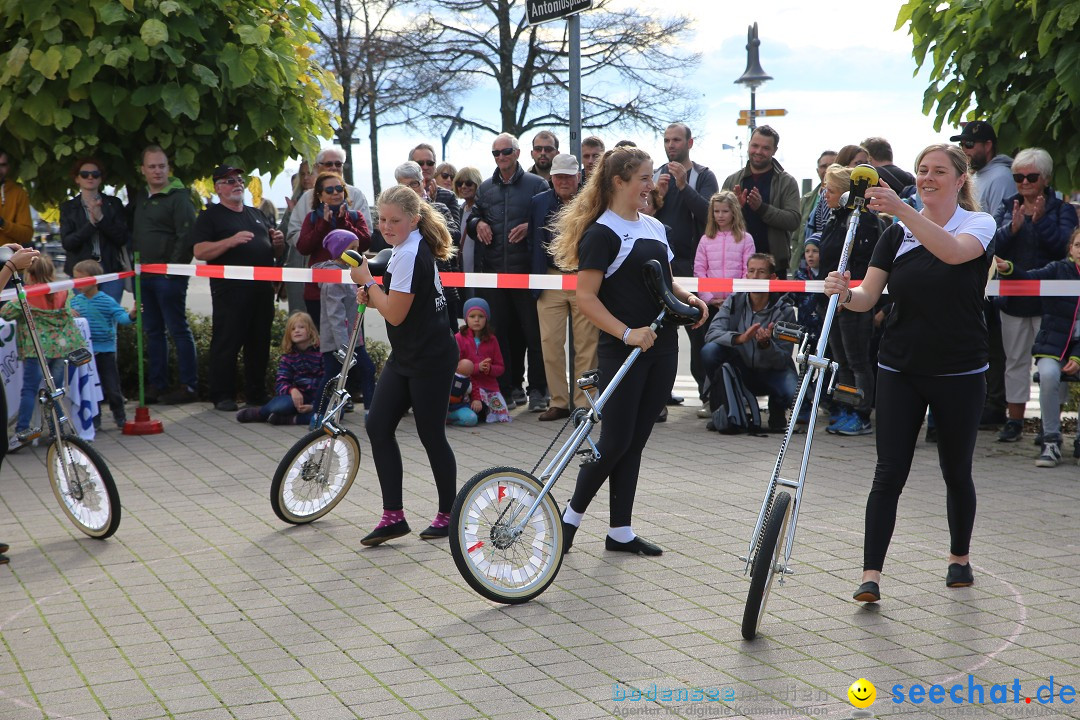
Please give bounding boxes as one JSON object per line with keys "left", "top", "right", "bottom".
{"left": 387, "top": 245, "right": 417, "bottom": 293}
{"left": 951, "top": 209, "right": 996, "bottom": 249}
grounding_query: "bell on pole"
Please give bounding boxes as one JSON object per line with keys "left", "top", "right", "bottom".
{"left": 735, "top": 23, "right": 772, "bottom": 90}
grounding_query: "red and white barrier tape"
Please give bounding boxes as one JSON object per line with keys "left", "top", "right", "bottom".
{"left": 0, "top": 271, "right": 135, "bottom": 301}
{"left": 135, "top": 263, "right": 1080, "bottom": 297}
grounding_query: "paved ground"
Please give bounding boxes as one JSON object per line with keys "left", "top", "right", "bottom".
{"left": 2, "top": 385, "right": 1079, "bottom": 720}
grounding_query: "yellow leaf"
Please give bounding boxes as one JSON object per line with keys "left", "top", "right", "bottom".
{"left": 192, "top": 177, "right": 215, "bottom": 201}
{"left": 39, "top": 205, "right": 61, "bottom": 224}
{"left": 247, "top": 176, "right": 263, "bottom": 206}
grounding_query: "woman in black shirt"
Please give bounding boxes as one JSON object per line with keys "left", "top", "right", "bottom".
{"left": 550, "top": 146, "right": 709, "bottom": 556}
{"left": 823, "top": 144, "right": 996, "bottom": 603}
{"left": 350, "top": 186, "right": 458, "bottom": 546}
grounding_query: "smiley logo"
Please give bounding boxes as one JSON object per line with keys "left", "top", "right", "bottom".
{"left": 848, "top": 678, "right": 876, "bottom": 708}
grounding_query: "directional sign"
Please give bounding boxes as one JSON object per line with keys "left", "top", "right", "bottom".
{"left": 526, "top": 0, "right": 593, "bottom": 26}
{"left": 739, "top": 109, "right": 788, "bottom": 118}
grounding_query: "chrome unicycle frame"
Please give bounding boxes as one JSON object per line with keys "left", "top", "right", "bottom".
{"left": 740, "top": 165, "right": 880, "bottom": 638}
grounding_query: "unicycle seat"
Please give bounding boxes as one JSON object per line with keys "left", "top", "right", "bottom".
{"left": 642, "top": 259, "right": 701, "bottom": 326}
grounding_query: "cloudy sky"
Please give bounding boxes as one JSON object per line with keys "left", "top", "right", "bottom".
{"left": 262, "top": 0, "right": 956, "bottom": 206}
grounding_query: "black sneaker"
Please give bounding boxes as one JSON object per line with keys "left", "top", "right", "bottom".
{"left": 511, "top": 388, "right": 527, "bottom": 407}
{"left": 0, "top": 553, "right": 8, "bottom": 565}
{"left": 946, "top": 563, "right": 974, "bottom": 587}
{"left": 361, "top": 520, "right": 411, "bottom": 546}
{"left": 562, "top": 520, "right": 578, "bottom": 554}
{"left": 997, "top": 419, "right": 1023, "bottom": 442}
{"left": 605, "top": 535, "right": 662, "bottom": 556}
{"left": 160, "top": 386, "right": 197, "bottom": 404}
{"left": 853, "top": 581, "right": 880, "bottom": 603}
{"left": 418, "top": 524, "right": 449, "bottom": 540}
{"left": 527, "top": 389, "right": 547, "bottom": 412}
{"left": 0, "top": 542, "right": 9, "bottom": 554}
{"left": 214, "top": 400, "right": 239, "bottom": 412}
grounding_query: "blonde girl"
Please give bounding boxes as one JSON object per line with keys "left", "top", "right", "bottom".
{"left": 236, "top": 311, "right": 323, "bottom": 425}
{"left": 694, "top": 191, "right": 756, "bottom": 308}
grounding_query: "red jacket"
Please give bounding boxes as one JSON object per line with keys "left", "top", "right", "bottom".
{"left": 455, "top": 328, "right": 504, "bottom": 401}
{"left": 297, "top": 210, "right": 371, "bottom": 301}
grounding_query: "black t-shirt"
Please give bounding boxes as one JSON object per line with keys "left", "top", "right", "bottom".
{"left": 578, "top": 209, "right": 678, "bottom": 357}
{"left": 741, "top": 170, "right": 773, "bottom": 254}
{"left": 382, "top": 229, "right": 456, "bottom": 375}
{"left": 189, "top": 203, "right": 276, "bottom": 291}
{"left": 869, "top": 207, "right": 996, "bottom": 375}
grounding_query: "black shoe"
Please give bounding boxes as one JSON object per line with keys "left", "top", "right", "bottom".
{"left": 668, "top": 394, "right": 684, "bottom": 406}
{"left": 418, "top": 524, "right": 448, "bottom": 540}
{"left": 946, "top": 563, "right": 974, "bottom": 587}
{"left": 1033, "top": 430, "right": 1043, "bottom": 447}
{"left": 143, "top": 385, "right": 164, "bottom": 405}
{"left": 997, "top": 419, "right": 1023, "bottom": 442}
{"left": 214, "top": 400, "right": 239, "bottom": 412}
{"left": 0, "top": 553, "right": 8, "bottom": 565}
{"left": 361, "top": 520, "right": 411, "bottom": 546}
{"left": 0, "top": 542, "right": 8, "bottom": 554}
{"left": 853, "top": 581, "right": 880, "bottom": 603}
{"left": 344, "top": 399, "right": 355, "bottom": 413}
{"left": 235, "top": 408, "right": 261, "bottom": 423}
{"left": 605, "top": 535, "right": 662, "bottom": 556}
{"left": 656, "top": 406, "right": 668, "bottom": 423}
{"left": 160, "top": 387, "right": 197, "bottom": 404}
{"left": 978, "top": 410, "right": 1005, "bottom": 430}
{"left": 562, "top": 520, "right": 578, "bottom": 554}
{"left": 510, "top": 387, "right": 527, "bottom": 407}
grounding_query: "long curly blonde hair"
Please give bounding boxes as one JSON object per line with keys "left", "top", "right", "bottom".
{"left": 550, "top": 146, "right": 652, "bottom": 271}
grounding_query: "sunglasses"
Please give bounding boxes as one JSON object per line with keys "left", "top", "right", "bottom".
{"left": 960, "top": 140, "right": 978, "bottom": 149}
{"left": 1013, "top": 173, "right": 1041, "bottom": 184}
{"left": 322, "top": 184, "right": 345, "bottom": 194}
{"left": 455, "top": 180, "right": 476, "bottom": 188}
{"left": 216, "top": 176, "right": 243, "bottom": 186}
{"left": 533, "top": 145, "right": 556, "bottom": 154}
{"left": 79, "top": 170, "right": 102, "bottom": 179}
{"left": 492, "top": 148, "right": 516, "bottom": 157}
{"left": 439, "top": 172, "right": 454, "bottom": 179}
{"left": 416, "top": 160, "right": 436, "bottom": 167}
{"left": 319, "top": 160, "right": 345, "bottom": 168}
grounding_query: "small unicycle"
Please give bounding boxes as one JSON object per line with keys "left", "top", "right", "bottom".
{"left": 739, "top": 165, "right": 880, "bottom": 639}
{"left": 449, "top": 259, "right": 701, "bottom": 603}
{"left": 2, "top": 249, "right": 121, "bottom": 539}
{"left": 269, "top": 248, "right": 388, "bottom": 524}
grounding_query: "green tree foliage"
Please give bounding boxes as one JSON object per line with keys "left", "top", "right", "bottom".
{"left": 900, "top": 0, "right": 1080, "bottom": 189}
{"left": 0, "top": 0, "right": 339, "bottom": 205}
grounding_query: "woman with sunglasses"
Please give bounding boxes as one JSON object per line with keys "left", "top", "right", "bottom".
{"left": 435, "top": 163, "right": 457, "bottom": 192}
{"left": 297, "top": 172, "right": 371, "bottom": 327}
{"left": 991, "top": 148, "right": 1078, "bottom": 444}
{"left": 59, "top": 157, "right": 132, "bottom": 301}
{"left": 453, "top": 167, "right": 482, "bottom": 278}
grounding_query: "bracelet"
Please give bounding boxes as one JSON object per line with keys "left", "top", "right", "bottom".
{"left": 621, "top": 327, "right": 632, "bottom": 344}
{"left": 363, "top": 279, "right": 378, "bottom": 290}
{"left": 841, "top": 288, "right": 853, "bottom": 306}
{"left": 4, "top": 261, "right": 15, "bottom": 273}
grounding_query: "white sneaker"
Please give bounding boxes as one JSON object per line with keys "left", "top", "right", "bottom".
{"left": 697, "top": 404, "right": 711, "bottom": 419}
{"left": 1035, "top": 442, "right": 1061, "bottom": 468}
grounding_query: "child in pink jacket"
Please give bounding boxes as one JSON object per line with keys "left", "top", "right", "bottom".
{"left": 694, "top": 191, "right": 756, "bottom": 309}
{"left": 449, "top": 297, "right": 511, "bottom": 424}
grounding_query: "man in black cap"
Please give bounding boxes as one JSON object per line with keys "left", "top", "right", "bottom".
{"left": 951, "top": 120, "right": 1014, "bottom": 218}
{"left": 190, "top": 165, "right": 285, "bottom": 411}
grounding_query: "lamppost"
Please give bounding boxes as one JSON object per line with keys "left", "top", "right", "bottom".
{"left": 734, "top": 23, "right": 772, "bottom": 132}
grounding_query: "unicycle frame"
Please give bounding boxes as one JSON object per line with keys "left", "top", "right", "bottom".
{"left": 316, "top": 304, "right": 366, "bottom": 438}
{"left": 741, "top": 192, "right": 872, "bottom": 584}
{"left": 497, "top": 309, "right": 667, "bottom": 540}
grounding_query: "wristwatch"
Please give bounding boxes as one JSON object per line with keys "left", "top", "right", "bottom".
{"left": 363, "top": 279, "right": 378, "bottom": 290}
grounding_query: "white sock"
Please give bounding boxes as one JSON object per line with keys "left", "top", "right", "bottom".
{"left": 562, "top": 505, "right": 583, "bottom": 527}
{"left": 607, "top": 526, "right": 635, "bottom": 543}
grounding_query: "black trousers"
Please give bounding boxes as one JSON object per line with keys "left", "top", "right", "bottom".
{"left": 983, "top": 301, "right": 1006, "bottom": 418}
{"left": 480, "top": 288, "right": 546, "bottom": 396}
{"left": 209, "top": 281, "right": 275, "bottom": 404}
{"left": 569, "top": 350, "right": 677, "bottom": 528}
{"left": 864, "top": 370, "right": 983, "bottom": 572}
{"left": 366, "top": 358, "right": 458, "bottom": 514}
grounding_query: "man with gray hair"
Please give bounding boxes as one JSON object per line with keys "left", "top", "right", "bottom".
{"left": 286, "top": 146, "right": 372, "bottom": 250}
{"left": 466, "top": 132, "right": 549, "bottom": 410}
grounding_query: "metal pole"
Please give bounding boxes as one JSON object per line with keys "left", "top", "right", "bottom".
{"left": 442, "top": 107, "right": 464, "bottom": 162}
{"left": 569, "top": 14, "right": 582, "bottom": 160}
{"left": 749, "top": 87, "right": 757, "bottom": 132}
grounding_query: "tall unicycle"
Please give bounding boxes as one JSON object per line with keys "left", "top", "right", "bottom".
{"left": 449, "top": 260, "right": 702, "bottom": 603}
{"left": 739, "top": 165, "right": 880, "bottom": 639}
{"left": 269, "top": 249, "right": 388, "bottom": 524}
{"left": 1, "top": 247, "right": 121, "bottom": 539}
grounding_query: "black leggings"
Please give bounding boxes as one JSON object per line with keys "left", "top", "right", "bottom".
{"left": 864, "top": 370, "right": 984, "bottom": 571}
{"left": 569, "top": 350, "right": 677, "bottom": 528}
{"left": 366, "top": 358, "right": 457, "bottom": 514}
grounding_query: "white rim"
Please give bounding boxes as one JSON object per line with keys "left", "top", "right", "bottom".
{"left": 52, "top": 444, "right": 111, "bottom": 532}
{"left": 281, "top": 436, "right": 356, "bottom": 518}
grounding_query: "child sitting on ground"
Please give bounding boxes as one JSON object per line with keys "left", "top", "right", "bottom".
{"left": 237, "top": 311, "right": 323, "bottom": 425}
{"left": 450, "top": 297, "right": 510, "bottom": 425}
{"left": 69, "top": 259, "right": 136, "bottom": 430}
{"left": 0, "top": 255, "right": 87, "bottom": 450}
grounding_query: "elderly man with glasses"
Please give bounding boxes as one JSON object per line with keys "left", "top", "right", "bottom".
{"left": 286, "top": 147, "right": 372, "bottom": 252}
{"left": 191, "top": 165, "right": 286, "bottom": 412}
{"left": 466, "top": 132, "right": 549, "bottom": 411}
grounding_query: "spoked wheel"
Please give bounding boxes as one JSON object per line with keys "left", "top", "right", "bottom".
{"left": 741, "top": 491, "right": 792, "bottom": 640}
{"left": 449, "top": 467, "right": 563, "bottom": 604}
{"left": 47, "top": 435, "right": 121, "bottom": 539}
{"left": 270, "top": 430, "right": 360, "bottom": 524}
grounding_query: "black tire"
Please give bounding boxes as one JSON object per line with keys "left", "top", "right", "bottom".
{"left": 741, "top": 491, "right": 792, "bottom": 640}
{"left": 449, "top": 467, "right": 563, "bottom": 604}
{"left": 270, "top": 429, "right": 360, "bottom": 524}
{"left": 47, "top": 435, "right": 121, "bottom": 539}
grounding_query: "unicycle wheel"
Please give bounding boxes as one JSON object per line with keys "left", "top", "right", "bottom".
{"left": 741, "top": 491, "right": 792, "bottom": 640}
{"left": 48, "top": 435, "right": 121, "bottom": 539}
{"left": 270, "top": 429, "right": 360, "bottom": 524}
{"left": 449, "top": 467, "right": 564, "bottom": 604}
